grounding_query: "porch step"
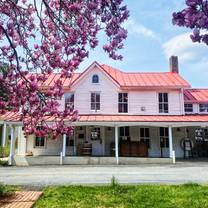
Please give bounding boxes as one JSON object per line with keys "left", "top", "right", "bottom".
{"left": 14, "top": 156, "right": 172, "bottom": 166}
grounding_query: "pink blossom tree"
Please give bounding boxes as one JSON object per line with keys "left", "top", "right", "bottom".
{"left": 0, "top": 0, "right": 129, "bottom": 138}
{"left": 173, "top": 0, "right": 208, "bottom": 45}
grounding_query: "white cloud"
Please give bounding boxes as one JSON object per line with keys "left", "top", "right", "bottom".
{"left": 123, "top": 19, "right": 159, "bottom": 40}
{"left": 162, "top": 33, "right": 208, "bottom": 87}
{"left": 162, "top": 33, "right": 208, "bottom": 63}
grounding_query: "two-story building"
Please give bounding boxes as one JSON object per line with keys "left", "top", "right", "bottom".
{"left": 1, "top": 56, "right": 208, "bottom": 165}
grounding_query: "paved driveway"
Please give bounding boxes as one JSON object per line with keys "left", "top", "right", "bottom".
{"left": 0, "top": 161, "right": 208, "bottom": 186}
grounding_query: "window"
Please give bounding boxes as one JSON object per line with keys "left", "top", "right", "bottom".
{"left": 184, "top": 103, "right": 193, "bottom": 113}
{"left": 92, "top": 74, "right": 99, "bottom": 83}
{"left": 35, "top": 136, "right": 45, "bottom": 148}
{"left": 91, "top": 92, "right": 100, "bottom": 111}
{"left": 159, "top": 127, "right": 169, "bottom": 148}
{"left": 140, "top": 128, "right": 150, "bottom": 148}
{"left": 119, "top": 126, "right": 130, "bottom": 141}
{"left": 199, "top": 104, "right": 208, "bottom": 113}
{"left": 118, "top": 93, "right": 128, "bottom": 113}
{"left": 65, "top": 93, "right": 74, "bottom": 110}
{"left": 66, "top": 135, "right": 74, "bottom": 147}
{"left": 195, "top": 128, "right": 208, "bottom": 142}
{"left": 91, "top": 127, "right": 101, "bottom": 140}
{"left": 159, "top": 93, "right": 169, "bottom": 113}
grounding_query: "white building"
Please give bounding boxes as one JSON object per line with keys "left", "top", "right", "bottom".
{"left": 1, "top": 56, "right": 208, "bottom": 165}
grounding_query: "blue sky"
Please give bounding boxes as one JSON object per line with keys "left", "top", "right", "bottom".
{"left": 79, "top": 0, "right": 208, "bottom": 88}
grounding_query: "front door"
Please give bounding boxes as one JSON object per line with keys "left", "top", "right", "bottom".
{"left": 89, "top": 127, "right": 103, "bottom": 156}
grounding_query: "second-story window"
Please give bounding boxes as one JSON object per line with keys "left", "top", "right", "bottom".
{"left": 199, "top": 104, "right": 208, "bottom": 113}
{"left": 159, "top": 93, "right": 169, "bottom": 113}
{"left": 91, "top": 92, "right": 100, "bottom": 111}
{"left": 92, "top": 74, "right": 99, "bottom": 84}
{"left": 184, "top": 103, "right": 193, "bottom": 113}
{"left": 65, "top": 93, "right": 74, "bottom": 110}
{"left": 118, "top": 93, "right": 128, "bottom": 113}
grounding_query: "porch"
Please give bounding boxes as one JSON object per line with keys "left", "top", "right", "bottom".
{"left": 1, "top": 114, "right": 208, "bottom": 166}
{"left": 11, "top": 124, "right": 206, "bottom": 166}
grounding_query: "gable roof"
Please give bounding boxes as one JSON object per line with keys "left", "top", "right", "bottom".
{"left": 29, "top": 61, "right": 191, "bottom": 90}
{"left": 30, "top": 72, "right": 81, "bottom": 90}
{"left": 184, "top": 89, "right": 208, "bottom": 103}
{"left": 101, "top": 64, "right": 191, "bottom": 89}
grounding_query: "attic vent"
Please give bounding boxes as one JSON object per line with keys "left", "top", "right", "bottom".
{"left": 92, "top": 74, "right": 99, "bottom": 83}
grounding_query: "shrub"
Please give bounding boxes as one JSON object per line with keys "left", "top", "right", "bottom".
{"left": 0, "top": 160, "right": 8, "bottom": 166}
{"left": 0, "top": 146, "right": 10, "bottom": 158}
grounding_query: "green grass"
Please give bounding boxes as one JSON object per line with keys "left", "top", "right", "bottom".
{"left": 0, "top": 183, "right": 17, "bottom": 198}
{"left": 33, "top": 183, "right": 208, "bottom": 208}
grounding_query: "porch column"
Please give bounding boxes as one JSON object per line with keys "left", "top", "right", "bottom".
{"left": 2, "top": 123, "right": 7, "bottom": 147}
{"left": 8, "top": 125, "right": 14, "bottom": 165}
{"left": 73, "top": 128, "right": 76, "bottom": 156}
{"left": 62, "top": 134, "right": 66, "bottom": 157}
{"left": 115, "top": 125, "right": 119, "bottom": 164}
{"left": 168, "top": 126, "right": 173, "bottom": 158}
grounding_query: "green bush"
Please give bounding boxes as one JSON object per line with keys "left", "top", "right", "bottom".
{"left": 0, "top": 146, "right": 10, "bottom": 158}
{"left": 0, "top": 160, "right": 8, "bottom": 166}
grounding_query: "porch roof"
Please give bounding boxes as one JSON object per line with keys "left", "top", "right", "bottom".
{"left": 77, "top": 114, "right": 208, "bottom": 123}
{"left": 1, "top": 112, "right": 208, "bottom": 127}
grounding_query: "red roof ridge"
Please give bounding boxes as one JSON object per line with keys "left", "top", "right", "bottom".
{"left": 185, "top": 88, "right": 208, "bottom": 91}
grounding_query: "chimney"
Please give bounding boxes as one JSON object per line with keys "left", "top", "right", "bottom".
{"left": 169, "top": 56, "right": 179, "bottom": 73}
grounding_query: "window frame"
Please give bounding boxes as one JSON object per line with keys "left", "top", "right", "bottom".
{"left": 118, "top": 93, "right": 128, "bottom": 113}
{"left": 34, "top": 136, "right": 46, "bottom": 148}
{"left": 140, "top": 128, "right": 150, "bottom": 148}
{"left": 159, "top": 127, "right": 169, "bottom": 148}
{"left": 91, "top": 92, "right": 100, "bottom": 111}
{"left": 92, "top": 74, "right": 99, "bottom": 84}
{"left": 184, "top": 103, "right": 193, "bottom": 113}
{"left": 199, "top": 103, "right": 208, "bottom": 113}
{"left": 65, "top": 93, "right": 74, "bottom": 110}
{"left": 158, "top": 92, "right": 169, "bottom": 114}
{"left": 90, "top": 127, "right": 101, "bottom": 140}
{"left": 119, "top": 126, "right": 130, "bottom": 141}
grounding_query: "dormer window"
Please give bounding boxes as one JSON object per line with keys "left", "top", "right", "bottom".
{"left": 92, "top": 74, "right": 99, "bottom": 84}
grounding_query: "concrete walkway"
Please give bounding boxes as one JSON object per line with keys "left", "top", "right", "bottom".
{"left": 0, "top": 161, "right": 208, "bottom": 186}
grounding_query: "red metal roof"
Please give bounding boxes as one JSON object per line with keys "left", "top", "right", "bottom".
{"left": 27, "top": 62, "right": 191, "bottom": 90}
{"left": 101, "top": 64, "right": 191, "bottom": 89}
{"left": 184, "top": 89, "right": 208, "bottom": 103}
{"left": 29, "top": 73, "right": 81, "bottom": 90}
{"left": 78, "top": 115, "right": 208, "bottom": 123}
{"left": 1, "top": 112, "right": 208, "bottom": 123}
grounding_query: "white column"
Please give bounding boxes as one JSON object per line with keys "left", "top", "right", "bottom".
{"left": 73, "top": 128, "right": 76, "bottom": 156}
{"left": 168, "top": 126, "right": 173, "bottom": 158}
{"left": 9, "top": 125, "right": 14, "bottom": 165}
{"left": 17, "top": 126, "right": 26, "bottom": 156}
{"left": 115, "top": 126, "right": 119, "bottom": 164}
{"left": 62, "top": 134, "right": 66, "bottom": 157}
{"left": 2, "top": 123, "right": 7, "bottom": 147}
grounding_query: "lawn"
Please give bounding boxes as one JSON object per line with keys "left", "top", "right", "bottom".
{"left": 0, "top": 183, "right": 17, "bottom": 198}
{"left": 33, "top": 183, "right": 208, "bottom": 208}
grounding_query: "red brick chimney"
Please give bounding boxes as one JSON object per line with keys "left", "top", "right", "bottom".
{"left": 169, "top": 56, "right": 179, "bottom": 73}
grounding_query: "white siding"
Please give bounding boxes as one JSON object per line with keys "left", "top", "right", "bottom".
{"left": 68, "top": 66, "right": 184, "bottom": 115}
{"left": 26, "top": 135, "right": 62, "bottom": 156}
{"left": 71, "top": 66, "right": 119, "bottom": 115}
{"left": 129, "top": 90, "right": 182, "bottom": 115}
